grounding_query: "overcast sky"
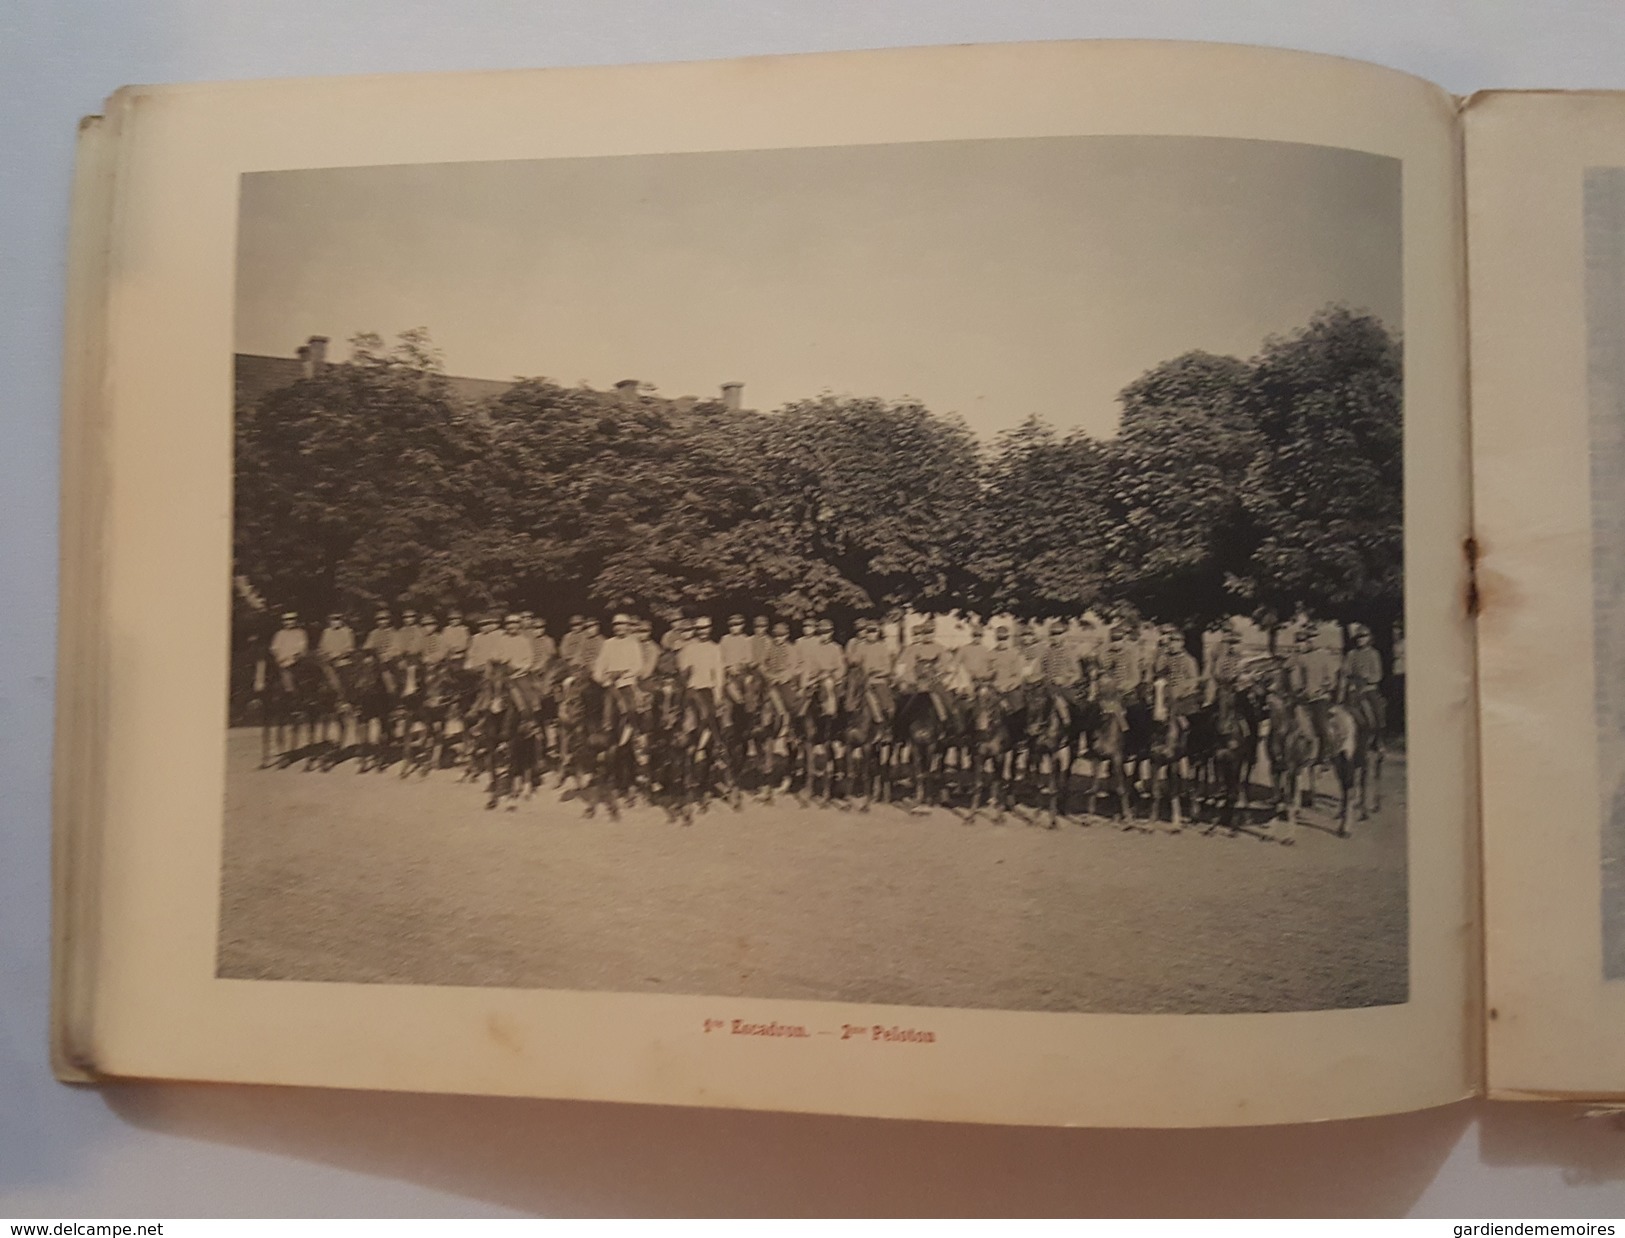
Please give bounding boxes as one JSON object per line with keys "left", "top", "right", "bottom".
{"left": 236, "top": 135, "right": 1400, "bottom": 440}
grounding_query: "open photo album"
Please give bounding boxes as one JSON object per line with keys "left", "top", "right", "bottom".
{"left": 47, "top": 39, "right": 1625, "bottom": 1126}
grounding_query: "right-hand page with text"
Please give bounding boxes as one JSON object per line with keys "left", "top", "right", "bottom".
{"left": 1470, "top": 90, "right": 1625, "bottom": 1099}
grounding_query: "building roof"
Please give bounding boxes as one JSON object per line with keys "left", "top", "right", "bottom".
{"left": 234, "top": 352, "right": 518, "bottom": 411}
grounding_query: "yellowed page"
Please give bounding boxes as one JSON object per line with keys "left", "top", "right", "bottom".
{"left": 1469, "top": 90, "right": 1625, "bottom": 1099}
{"left": 67, "top": 40, "right": 1473, "bottom": 1126}
{"left": 52, "top": 106, "right": 122, "bottom": 1083}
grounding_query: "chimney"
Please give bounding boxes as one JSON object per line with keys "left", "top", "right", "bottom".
{"left": 306, "top": 335, "right": 329, "bottom": 375}
{"left": 721, "top": 382, "right": 743, "bottom": 412}
{"left": 614, "top": 378, "right": 641, "bottom": 407}
{"left": 296, "top": 345, "right": 312, "bottom": 378}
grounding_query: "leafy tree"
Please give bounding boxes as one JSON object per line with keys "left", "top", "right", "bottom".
{"left": 730, "top": 395, "right": 984, "bottom": 619}
{"left": 969, "top": 418, "right": 1112, "bottom": 616}
{"left": 482, "top": 381, "right": 761, "bottom": 619}
{"left": 232, "top": 311, "right": 1405, "bottom": 649}
{"left": 1100, "top": 350, "right": 1261, "bottom": 633}
{"left": 1235, "top": 308, "right": 1403, "bottom": 634}
{"left": 233, "top": 330, "right": 490, "bottom": 621}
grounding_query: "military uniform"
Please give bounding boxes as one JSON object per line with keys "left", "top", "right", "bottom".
{"left": 720, "top": 630, "right": 756, "bottom": 672}
{"left": 317, "top": 623, "right": 355, "bottom": 660}
{"left": 394, "top": 622, "right": 427, "bottom": 660}
{"left": 1290, "top": 642, "right": 1342, "bottom": 756}
{"left": 895, "top": 639, "right": 953, "bottom": 721}
{"left": 440, "top": 621, "right": 471, "bottom": 660}
{"left": 760, "top": 638, "right": 804, "bottom": 718}
{"left": 1096, "top": 639, "right": 1144, "bottom": 716}
{"left": 592, "top": 633, "right": 646, "bottom": 731}
{"left": 845, "top": 636, "right": 895, "bottom": 716}
{"left": 364, "top": 623, "right": 399, "bottom": 662}
{"left": 956, "top": 640, "right": 995, "bottom": 684}
{"left": 1154, "top": 647, "right": 1201, "bottom": 721}
{"left": 270, "top": 626, "right": 308, "bottom": 669}
{"left": 1341, "top": 641, "right": 1386, "bottom": 734}
{"left": 529, "top": 630, "right": 558, "bottom": 671}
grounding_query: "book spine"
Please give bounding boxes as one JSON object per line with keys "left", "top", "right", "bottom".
{"left": 50, "top": 100, "right": 124, "bottom": 1083}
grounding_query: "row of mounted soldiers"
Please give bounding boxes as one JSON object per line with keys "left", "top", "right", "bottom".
{"left": 251, "top": 603, "right": 1391, "bottom": 829}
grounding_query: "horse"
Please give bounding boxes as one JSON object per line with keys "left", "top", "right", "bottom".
{"left": 644, "top": 660, "right": 698, "bottom": 818}
{"left": 1019, "top": 681, "right": 1081, "bottom": 827}
{"left": 1080, "top": 683, "right": 1156, "bottom": 827}
{"left": 722, "top": 665, "right": 767, "bottom": 796}
{"left": 1263, "top": 671, "right": 1316, "bottom": 837}
{"left": 594, "top": 674, "right": 649, "bottom": 804}
{"left": 338, "top": 650, "right": 395, "bottom": 773}
{"left": 1327, "top": 689, "right": 1384, "bottom": 835}
{"left": 840, "top": 664, "right": 894, "bottom": 811}
{"left": 389, "top": 656, "right": 426, "bottom": 776}
{"left": 963, "top": 680, "right": 1016, "bottom": 822}
{"left": 556, "top": 672, "right": 621, "bottom": 819}
{"left": 397, "top": 656, "right": 459, "bottom": 778}
{"left": 437, "top": 663, "right": 485, "bottom": 772}
{"left": 467, "top": 661, "right": 538, "bottom": 810}
{"left": 1187, "top": 679, "right": 1263, "bottom": 831}
{"left": 756, "top": 675, "right": 803, "bottom": 802}
{"left": 801, "top": 672, "right": 844, "bottom": 805}
{"left": 893, "top": 684, "right": 951, "bottom": 813}
{"left": 1144, "top": 687, "right": 1191, "bottom": 830}
{"left": 254, "top": 655, "right": 302, "bottom": 768}
{"left": 680, "top": 683, "right": 740, "bottom": 817}
{"left": 290, "top": 652, "right": 348, "bottom": 770}
{"left": 529, "top": 655, "right": 565, "bottom": 777}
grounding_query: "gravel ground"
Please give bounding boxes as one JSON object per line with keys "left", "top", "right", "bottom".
{"left": 217, "top": 728, "right": 1408, "bottom": 1013}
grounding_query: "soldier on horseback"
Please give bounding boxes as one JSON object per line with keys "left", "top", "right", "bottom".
{"left": 439, "top": 608, "right": 470, "bottom": 663}
{"left": 591, "top": 612, "right": 645, "bottom": 741}
{"left": 255, "top": 610, "right": 310, "bottom": 764}
{"left": 678, "top": 615, "right": 725, "bottom": 712}
{"left": 416, "top": 613, "right": 444, "bottom": 664}
{"left": 1203, "top": 621, "right": 1246, "bottom": 703}
{"left": 525, "top": 615, "right": 557, "bottom": 670}
{"left": 558, "top": 614, "right": 588, "bottom": 669}
{"left": 317, "top": 611, "right": 354, "bottom": 660}
{"left": 760, "top": 619, "right": 805, "bottom": 716}
{"left": 460, "top": 613, "right": 535, "bottom": 805}
{"left": 1339, "top": 623, "right": 1387, "bottom": 736}
{"left": 749, "top": 614, "right": 773, "bottom": 664}
{"left": 754, "top": 620, "right": 804, "bottom": 793}
{"left": 797, "top": 617, "right": 846, "bottom": 800}
{"left": 634, "top": 617, "right": 660, "bottom": 680}
{"left": 955, "top": 617, "right": 994, "bottom": 688}
{"left": 269, "top": 610, "right": 308, "bottom": 672}
{"left": 676, "top": 614, "right": 736, "bottom": 807}
{"left": 1094, "top": 616, "right": 1144, "bottom": 722}
{"left": 471, "top": 613, "right": 534, "bottom": 677}
{"left": 1288, "top": 622, "right": 1341, "bottom": 763}
{"left": 1152, "top": 628, "right": 1201, "bottom": 739}
{"left": 720, "top": 613, "right": 755, "bottom": 673}
{"left": 799, "top": 616, "right": 845, "bottom": 693}
{"left": 846, "top": 615, "right": 893, "bottom": 681}
{"left": 894, "top": 618, "right": 953, "bottom": 722}
{"left": 985, "top": 624, "right": 1027, "bottom": 707}
{"left": 395, "top": 608, "right": 427, "bottom": 662}
{"left": 1331, "top": 621, "right": 1386, "bottom": 829}
{"left": 1038, "top": 619, "right": 1085, "bottom": 722}
{"left": 461, "top": 613, "right": 496, "bottom": 667}
{"left": 364, "top": 607, "right": 400, "bottom": 664}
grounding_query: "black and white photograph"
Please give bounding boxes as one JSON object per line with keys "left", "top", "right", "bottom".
{"left": 221, "top": 134, "right": 1406, "bottom": 1014}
